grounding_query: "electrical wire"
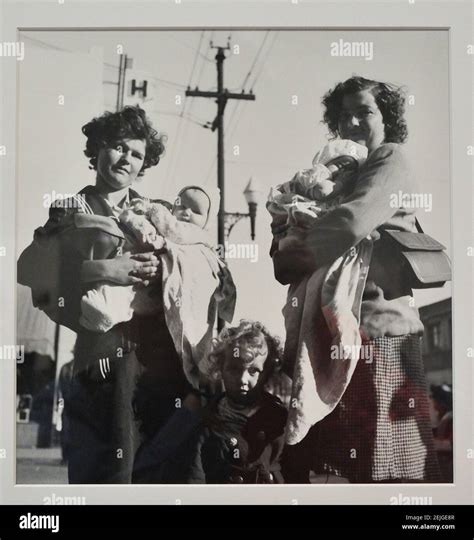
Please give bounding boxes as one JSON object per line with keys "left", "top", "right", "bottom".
{"left": 166, "top": 33, "right": 213, "bottom": 64}
{"left": 150, "top": 109, "right": 210, "bottom": 128}
{"left": 249, "top": 31, "right": 279, "bottom": 91}
{"left": 203, "top": 31, "right": 271, "bottom": 187}
{"left": 240, "top": 31, "right": 269, "bottom": 90}
{"left": 163, "top": 31, "right": 207, "bottom": 192}
{"left": 22, "top": 34, "right": 73, "bottom": 53}
{"left": 226, "top": 31, "right": 280, "bottom": 143}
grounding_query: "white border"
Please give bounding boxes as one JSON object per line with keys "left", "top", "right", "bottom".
{"left": 0, "top": 0, "right": 472, "bottom": 505}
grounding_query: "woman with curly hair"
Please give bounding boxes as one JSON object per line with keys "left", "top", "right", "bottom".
{"left": 270, "top": 76, "right": 441, "bottom": 483}
{"left": 18, "top": 106, "right": 190, "bottom": 483}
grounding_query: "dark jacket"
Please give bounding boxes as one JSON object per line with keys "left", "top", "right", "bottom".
{"left": 132, "top": 392, "right": 288, "bottom": 484}
{"left": 187, "top": 392, "right": 288, "bottom": 484}
{"left": 17, "top": 185, "right": 180, "bottom": 377}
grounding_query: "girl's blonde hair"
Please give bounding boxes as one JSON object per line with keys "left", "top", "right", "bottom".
{"left": 205, "top": 319, "right": 283, "bottom": 383}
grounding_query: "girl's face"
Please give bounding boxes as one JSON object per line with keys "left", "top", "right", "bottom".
{"left": 96, "top": 138, "right": 146, "bottom": 191}
{"left": 337, "top": 90, "right": 385, "bottom": 152}
{"left": 173, "top": 189, "right": 210, "bottom": 228}
{"left": 222, "top": 338, "right": 269, "bottom": 406}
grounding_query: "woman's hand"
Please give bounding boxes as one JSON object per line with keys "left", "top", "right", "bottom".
{"left": 81, "top": 252, "right": 161, "bottom": 286}
{"left": 130, "top": 252, "right": 161, "bottom": 287}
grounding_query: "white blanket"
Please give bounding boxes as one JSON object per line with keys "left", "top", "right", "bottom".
{"left": 282, "top": 238, "right": 372, "bottom": 445}
{"left": 160, "top": 241, "right": 225, "bottom": 389}
{"left": 267, "top": 188, "right": 373, "bottom": 445}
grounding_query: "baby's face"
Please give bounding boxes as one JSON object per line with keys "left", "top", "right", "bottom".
{"left": 222, "top": 337, "right": 269, "bottom": 406}
{"left": 173, "top": 188, "right": 210, "bottom": 228}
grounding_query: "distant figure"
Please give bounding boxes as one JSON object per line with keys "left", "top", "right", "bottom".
{"left": 30, "top": 380, "right": 55, "bottom": 448}
{"left": 57, "top": 359, "right": 74, "bottom": 463}
{"left": 430, "top": 384, "right": 453, "bottom": 482}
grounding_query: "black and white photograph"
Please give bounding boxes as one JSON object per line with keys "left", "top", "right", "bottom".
{"left": 13, "top": 27, "right": 455, "bottom": 488}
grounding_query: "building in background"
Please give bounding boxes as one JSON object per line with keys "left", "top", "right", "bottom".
{"left": 419, "top": 298, "right": 452, "bottom": 386}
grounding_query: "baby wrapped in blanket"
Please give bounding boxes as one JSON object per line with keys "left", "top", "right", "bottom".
{"left": 267, "top": 139, "right": 374, "bottom": 445}
{"left": 80, "top": 186, "right": 236, "bottom": 388}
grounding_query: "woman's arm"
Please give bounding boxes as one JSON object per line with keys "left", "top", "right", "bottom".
{"left": 18, "top": 204, "right": 161, "bottom": 331}
{"left": 271, "top": 143, "right": 414, "bottom": 283}
{"left": 271, "top": 235, "right": 318, "bottom": 285}
{"left": 303, "top": 143, "right": 413, "bottom": 266}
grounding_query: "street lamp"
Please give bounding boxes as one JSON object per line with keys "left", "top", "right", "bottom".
{"left": 223, "top": 177, "right": 263, "bottom": 241}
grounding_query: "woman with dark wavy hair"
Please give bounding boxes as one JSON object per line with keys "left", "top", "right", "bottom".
{"left": 18, "top": 106, "right": 190, "bottom": 483}
{"left": 270, "top": 76, "right": 441, "bottom": 483}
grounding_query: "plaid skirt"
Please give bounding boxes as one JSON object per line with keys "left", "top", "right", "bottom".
{"left": 298, "top": 335, "right": 441, "bottom": 482}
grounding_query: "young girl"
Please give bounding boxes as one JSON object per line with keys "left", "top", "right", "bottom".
{"left": 187, "top": 320, "right": 288, "bottom": 484}
{"left": 132, "top": 320, "right": 288, "bottom": 484}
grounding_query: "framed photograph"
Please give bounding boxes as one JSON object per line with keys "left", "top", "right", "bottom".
{"left": 0, "top": 0, "right": 472, "bottom": 517}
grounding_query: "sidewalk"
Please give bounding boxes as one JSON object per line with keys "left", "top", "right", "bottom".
{"left": 15, "top": 446, "right": 348, "bottom": 485}
{"left": 16, "top": 446, "right": 68, "bottom": 484}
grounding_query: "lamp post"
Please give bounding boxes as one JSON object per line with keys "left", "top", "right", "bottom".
{"left": 222, "top": 177, "right": 263, "bottom": 242}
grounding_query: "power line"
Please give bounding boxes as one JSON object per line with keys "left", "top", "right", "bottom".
{"left": 164, "top": 31, "right": 207, "bottom": 193}
{"left": 24, "top": 35, "right": 188, "bottom": 94}
{"left": 187, "top": 31, "right": 205, "bottom": 90}
{"left": 166, "top": 34, "right": 213, "bottom": 64}
{"left": 222, "top": 32, "right": 271, "bottom": 154}
{"left": 240, "top": 31, "right": 269, "bottom": 89}
{"left": 249, "top": 31, "right": 279, "bottom": 91}
{"left": 203, "top": 31, "right": 269, "bottom": 187}
{"left": 23, "top": 35, "right": 73, "bottom": 53}
{"left": 226, "top": 31, "right": 280, "bottom": 143}
{"left": 150, "top": 109, "right": 210, "bottom": 128}
{"left": 165, "top": 32, "right": 205, "bottom": 185}
{"left": 105, "top": 62, "right": 189, "bottom": 91}
{"left": 195, "top": 31, "right": 213, "bottom": 88}
{"left": 227, "top": 32, "right": 277, "bottom": 135}
{"left": 145, "top": 75, "right": 189, "bottom": 90}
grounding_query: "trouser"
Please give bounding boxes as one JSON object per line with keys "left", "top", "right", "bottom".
{"left": 132, "top": 406, "right": 202, "bottom": 484}
{"left": 67, "top": 351, "right": 144, "bottom": 484}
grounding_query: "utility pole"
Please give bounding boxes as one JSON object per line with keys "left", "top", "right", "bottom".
{"left": 186, "top": 41, "right": 256, "bottom": 251}
{"left": 116, "top": 54, "right": 132, "bottom": 111}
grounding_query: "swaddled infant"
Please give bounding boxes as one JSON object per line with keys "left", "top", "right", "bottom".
{"left": 80, "top": 186, "right": 213, "bottom": 333}
{"left": 278, "top": 139, "right": 368, "bottom": 205}
{"left": 269, "top": 140, "right": 368, "bottom": 249}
